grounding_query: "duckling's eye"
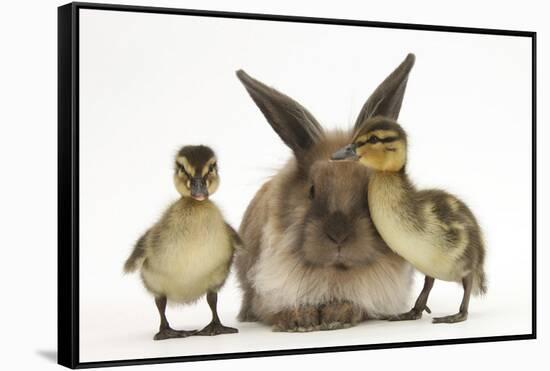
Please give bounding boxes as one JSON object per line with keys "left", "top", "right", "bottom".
{"left": 309, "top": 185, "right": 315, "bottom": 200}
{"left": 367, "top": 136, "right": 380, "bottom": 144}
{"left": 209, "top": 162, "right": 217, "bottom": 173}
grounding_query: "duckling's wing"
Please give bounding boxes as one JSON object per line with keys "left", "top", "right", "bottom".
{"left": 416, "top": 189, "right": 477, "bottom": 226}
{"left": 123, "top": 230, "right": 149, "bottom": 273}
{"left": 225, "top": 222, "right": 243, "bottom": 250}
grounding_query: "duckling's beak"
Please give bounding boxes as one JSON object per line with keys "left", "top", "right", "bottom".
{"left": 331, "top": 144, "right": 359, "bottom": 161}
{"left": 190, "top": 177, "right": 208, "bottom": 201}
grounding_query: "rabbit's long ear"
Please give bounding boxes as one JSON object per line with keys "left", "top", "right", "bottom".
{"left": 236, "top": 70, "right": 323, "bottom": 157}
{"left": 354, "top": 53, "right": 415, "bottom": 132}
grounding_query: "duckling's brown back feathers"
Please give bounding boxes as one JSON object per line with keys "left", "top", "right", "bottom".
{"left": 415, "top": 189, "right": 487, "bottom": 296}
{"left": 367, "top": 171, "right": 486, "bottom": 294}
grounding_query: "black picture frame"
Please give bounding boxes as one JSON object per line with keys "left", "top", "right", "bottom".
{"left": 58, "top": 2, "right": 537, "bottom": 369}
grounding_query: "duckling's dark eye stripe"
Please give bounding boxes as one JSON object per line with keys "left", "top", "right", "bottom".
{"left": 365, "top": 136, "right": 399, "bottom": 143}
{"left": 179, "top": 165, "right": 191, "bottom": 178}
{"left": 380, "top": 136, "right": 399, "bottom": 143}
{"left": 202, "top": 162, "right": 216, "bottom": 178}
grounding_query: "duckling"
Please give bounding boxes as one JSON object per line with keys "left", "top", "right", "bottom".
{"left": 331, "top": 117, "right": 487, "bottom": 323}
{"left": 123, "top": 145, "right": 240, "bottom": 339}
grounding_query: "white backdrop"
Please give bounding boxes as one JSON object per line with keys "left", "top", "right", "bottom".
{"left": 0, "top": 1, "right": 547, "bottom": 371}
{"left": 78, "top": 8, "right": 532, "bottom": 363}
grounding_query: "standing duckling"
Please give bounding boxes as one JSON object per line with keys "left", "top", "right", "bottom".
{"left": 331, "top": 117, "right": 487, "bottom": 323}
{"left": 124, "top": 145, "right": 240, "bottom": 339}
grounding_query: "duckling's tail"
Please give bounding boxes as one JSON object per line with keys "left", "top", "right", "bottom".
{"left": 472, "top": 269, "right": 488, "bottom": 296}
{"left": 123, "top": 252, "right": 145, "bottom": 274}
{"left": 123, "top": 232, "right": 147, "bottom": 274}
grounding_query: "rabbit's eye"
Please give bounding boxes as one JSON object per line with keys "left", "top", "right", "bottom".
{"left": 309, "top": 185, "right": 315, "bottom": 200}
{"left": 367, "top": 136, "right": 380, "bottom": 144}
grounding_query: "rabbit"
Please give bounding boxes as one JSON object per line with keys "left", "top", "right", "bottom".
{"left": 234, "top": 54, "right": 417, "bottom": 332}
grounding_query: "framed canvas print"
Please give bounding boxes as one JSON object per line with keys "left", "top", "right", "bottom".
{"left": 58, "top": 2, "right": 537, "bottom": 369}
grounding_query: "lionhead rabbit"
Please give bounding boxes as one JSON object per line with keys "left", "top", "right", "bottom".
{"left": 236, "top": 54, "right": 416, "bottom": 332}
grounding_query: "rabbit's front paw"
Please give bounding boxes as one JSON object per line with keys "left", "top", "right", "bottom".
{"left": 272, "top": 305, "right": 320, "bottom": 332}
{"left": 319, "top": 301, "right": 363, "bottom": 330}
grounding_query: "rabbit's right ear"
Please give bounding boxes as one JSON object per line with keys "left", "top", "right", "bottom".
{"left": 354, "top": 53, "right": 415, "bottom": 132}
{"left": 236, "top": 70, "right": 323, "bottom": 158}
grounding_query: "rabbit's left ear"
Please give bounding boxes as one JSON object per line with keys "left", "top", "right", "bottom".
{"left": 236, "top": 69, "right": 324, "bottom": 159}
{"left": 354, "top": 53, "right": 415, "bottom": 132}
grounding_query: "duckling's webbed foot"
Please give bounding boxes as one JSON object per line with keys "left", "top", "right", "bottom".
{"left": 432, "top": 311, "right": 468, "bottom": 324}
{"left": 196, "top": 321, "right": 239, "bottom": 336}
{"left": 388, "top": 276, "right": 435, "bottom": 322}
{"left": 433, "top": 274, "right": 472, "bottom": 324}
{"left": 195, "top": 291, "right": 239, "bottom": 336}
{"left": 153, "top": 296, "right": 197, "bottom": 341}
{"left": 154, "top": 328, "right": 196, "bottom": 340}
{"left": 387, "top": 307, "right": 425, "bottom": 321}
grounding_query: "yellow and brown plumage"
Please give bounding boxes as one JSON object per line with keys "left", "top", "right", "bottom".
{"left": 124, "top": 145, "right": 240, "bottom": 339}
{"left": 332, "top": 117, "right": 487, "bottom": 323}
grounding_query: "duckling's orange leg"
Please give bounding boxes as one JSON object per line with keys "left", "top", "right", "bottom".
{"left": 388, "top": 276, "right": 434, "bottom": 321}
{"left": 433, "top": 274, "right": 472, "bottom": 324}
{"left": 195, "top": 291, "right": 239, "bottom": 336}
{"left": 153, "top": 296, "right": 197, "bottom": 340}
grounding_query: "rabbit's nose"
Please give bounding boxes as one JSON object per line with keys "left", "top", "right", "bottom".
{"left": 325, "top": 212, "right": 350, "bottom": 244}
{"left": 326, "top": 230, "right": 349, "bottom": 244}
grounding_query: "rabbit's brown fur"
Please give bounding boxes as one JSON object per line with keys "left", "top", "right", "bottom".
{"left": 235, "top": 54, "right": 417, "bottom": 331}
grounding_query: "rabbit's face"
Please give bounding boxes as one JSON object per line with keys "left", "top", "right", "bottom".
{"left": 300, "top": 161, "right": 386, "bottom": 269}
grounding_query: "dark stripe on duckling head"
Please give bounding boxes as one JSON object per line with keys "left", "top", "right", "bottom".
{"left": 355, "top": 134, "right": 400, "bottom": 148}
{"left": 176, "top": 145, "right": 216, "bottom": 173}
{"left": 178, "top": 164, "right": 192, "bottom": 178}
{"left": 355, "top": 116, "right": 407, "bottom": 142}
{"left": 378, "top": 136, "right": 400, "bottom": 143}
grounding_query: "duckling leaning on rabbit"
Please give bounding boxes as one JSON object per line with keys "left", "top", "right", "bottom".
{"left": 332, "top": 110, "right": 487, "bottom": 324}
